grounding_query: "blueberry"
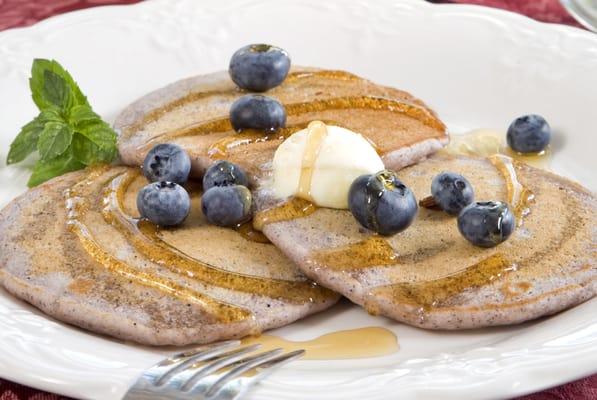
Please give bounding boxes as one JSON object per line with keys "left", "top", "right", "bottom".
{"left": 229, "top": 94, "right": 286, "bottom": 132}
{"left": 229, "top": 44, "right": 291, "bottom": 92}
{"left": 506, "top": 114, "right": 551, "bottom": 153}
{"left": 137, "top": 182, "right": 190, "bottom": 226}
{"left": 201, "top": 185, "right": 252, "bottom": 227}
{"left": 348, "top": 170, "right": 418, "bottom": 236}
{"left": 457, "top": 201, "right": 515, "bottom": 248}
{"left": 142, "top": 143, "right": 191, "bottom": 184}
{"left": 431, "top": 172, "right": 475, "bottom": 215}
{"left": 203, "top": 160, "right": 249, "bottom": 191}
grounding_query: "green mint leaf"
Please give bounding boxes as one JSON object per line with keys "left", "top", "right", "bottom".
{"left": 71, "top": 132, "right": 97, "bottom": 165}
{"left": 42, "top": 70, "right": 73, "bottom": 111}
{"left": 73, "top": 127, "right": 117, "bottom": 165}
{"left": 10, "top": 58, "right": 117, "bottom": 186}
{"left": 38, "top": 108, "right": 64, "bottom": 124}
{"left": 78, "top": 121, "right": 118, "bottom": 151}
{"left": 72, "top": 131, "right": 115, "bottom": 165}
{"left": 6, "top": 116, "right": 45, "bottom": 165}
{"left": 37, "top": 121, "right": 73, "bottom": 160}
{"left": 27, "top": 149, "right": 84, "bottom": 187}
{"left": 30, "top": 59, "right": 88, "bottom": 110}
{"left": 68, "top": 104, "right": 101, "bottom": 128}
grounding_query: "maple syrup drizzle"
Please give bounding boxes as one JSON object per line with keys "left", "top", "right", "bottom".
{"left": 123, "top": 69, "right": 365, "bottom": 136}
{"left": 253, "top": 197, "right": 317, "bottom": 231}
{"left": 102, "top": 170, "right": 332, "bottom": 304}
{"left": 241, "top": 327, "right": 399, "bottom": 360}
{"left": 140, "top": 95, "right": 442, "bottom": 156}
{"left": 65, "top": 167, "right": 252, "bottom": 323}
{"left": 208, "top": 131, "right": 285, "bottom": 159}
{"left": 284, "top": 69, "right": 361, "bottom": 83}
{"left": 311, "top": 237, "right": 397, "bottom": 270}
{"left": 297, "top": 121, "right": 328, "bottom": 201}
{"left": 500, "top": 282, "right": 532, "bottom": 299}
{"left": 368, "top": 254, "right": 517, "bottom": 311}
{"left": 234, "top": 222, "right": 271, "bottom": 244}
{"left": 488, "top": 154, "right": 534, "bottom": 222}
{"left": 207, "top": 120, "right": 341, "bottom": 159}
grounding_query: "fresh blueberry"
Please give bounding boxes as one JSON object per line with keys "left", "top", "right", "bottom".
{"left": 201, "top": 185, "right": 252, "bottom": 227}
{"left": 457, "top": 201, "right": 515, "bottom": 248}
{"left": 348, "top": 170, "right": 418, "bottom": 236}
{"left": 203, "top": 160, "right": 249, "bottom": 191}
{"left": 229, "top": 44, "right": 291, "bottom": 92}
{"left": 142, "top": 143, "right": 191, "bottom": 184}
{"left": 137, "top": 181, "right": 190, "bottom": 226}
{"left": 506, "top": 114, "right": 551, "bottom": 153}
{"left": 431, "top": 172, "right": 475, "bottom": 215}
{"left": 229, "top": 94, "right": 286, "bottom": 132}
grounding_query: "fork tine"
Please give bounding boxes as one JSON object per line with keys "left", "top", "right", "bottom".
{"left": 144, "top": 340, "right": 240, "bottom": 384}
{"left": 172, "top": 344, "right": 262, "bottom": 391}
{"left": 203, "top": 348, "right": 301, "bottom": 397}
{"left": 245, "top": 349, "right": 305, "bottom": 372}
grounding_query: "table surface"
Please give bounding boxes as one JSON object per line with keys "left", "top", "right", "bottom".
{"left": 0, "top": 0, "right": 595, "bottom": 399}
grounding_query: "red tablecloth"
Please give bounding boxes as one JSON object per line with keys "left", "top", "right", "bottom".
{"left": 0, "top": 0, "right": 594, "bottom": 399}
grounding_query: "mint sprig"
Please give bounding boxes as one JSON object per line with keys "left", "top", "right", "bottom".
{"left": 6, "top": 59, "right": 118, "bottom": 187}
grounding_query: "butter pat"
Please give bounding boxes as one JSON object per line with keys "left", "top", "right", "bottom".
{"left": 272, "top": 121, "right": 384, "bottom": 209}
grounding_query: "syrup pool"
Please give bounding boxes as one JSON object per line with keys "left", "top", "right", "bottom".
{"left": 241, "top": 327, "right": 399, "bottom": 360}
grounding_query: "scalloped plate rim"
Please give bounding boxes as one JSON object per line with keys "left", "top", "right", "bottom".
{"left": 0, "top": 0, "right": 595, "bottom": 399}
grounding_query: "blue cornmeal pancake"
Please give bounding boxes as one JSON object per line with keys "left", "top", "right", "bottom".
{"left": 0, "top": 166, "right": 338, "bottom": 345}
{"left": 115, "top": 67, "right": 449, "bottom": 182}
{"left": 254, "top": 154, "right": 596, "bottom": 329}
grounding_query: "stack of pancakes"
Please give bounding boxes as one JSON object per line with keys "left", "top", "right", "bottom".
{"left": 0, "top": 68, "right": 594, "bottom": 345}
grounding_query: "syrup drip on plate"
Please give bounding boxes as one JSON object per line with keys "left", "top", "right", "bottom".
{"left": 241, "top": 327, "right": 399, "bottom": 360}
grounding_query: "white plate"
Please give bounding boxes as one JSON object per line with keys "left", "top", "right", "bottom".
{"left": 0, "top": 0, "right": 596, "bottom": 399}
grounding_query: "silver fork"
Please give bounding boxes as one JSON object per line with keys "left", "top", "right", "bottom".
{"left": 122, "top": 341, "right": 304, "bottom": 400}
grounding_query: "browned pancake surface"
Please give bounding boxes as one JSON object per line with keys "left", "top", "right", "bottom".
{"left": 0, "top": 167, "right": 338, "bottom": 345}
{"left": 256, "top": 155, "right": 596, "bottom": 329}
{"left": 115, "top": 68, "right": 448, "bottom": 180}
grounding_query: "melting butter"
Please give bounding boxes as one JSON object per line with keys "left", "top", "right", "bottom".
{"left": 442, "top": 128, "right": 551, "bottom": 169}
{"left": 272, "top": 122, "right": 384, "bottom": 209}
{"left": 241, "top": 327, "right": 399, "bottom": 360}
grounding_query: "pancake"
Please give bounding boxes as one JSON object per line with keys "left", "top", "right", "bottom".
{"left": 254, "top": 154, "right": 596, "bottom": 329}
{"left": 115, "top": 67, "right": 448, "bottom": 181}
{"left": 0, "top": 166, "right": 338, "bottom": 345}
